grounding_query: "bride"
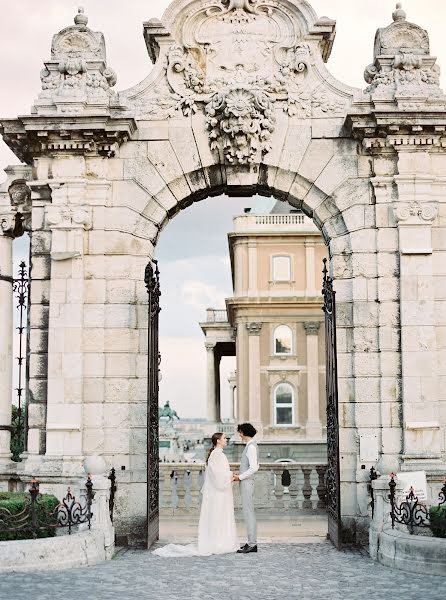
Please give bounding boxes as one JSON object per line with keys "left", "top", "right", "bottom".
{"left": 153, "top": 432, "right": 239, "bottom": 556}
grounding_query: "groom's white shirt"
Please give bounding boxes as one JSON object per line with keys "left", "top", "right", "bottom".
{"left": 238, "top": 439, "right": 259, "bottom": 480}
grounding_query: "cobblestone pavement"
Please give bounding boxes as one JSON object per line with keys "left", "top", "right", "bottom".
{"left": 0, "top": 541, "right": 443, "bottom": 600}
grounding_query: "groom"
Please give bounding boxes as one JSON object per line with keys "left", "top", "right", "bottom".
{"left": 233, "top": 422, "right": 259, "bottom": 554}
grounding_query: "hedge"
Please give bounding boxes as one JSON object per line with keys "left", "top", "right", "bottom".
{"left": 0, "top": 492, "right": 60, "bottom": 541}
{"left": 429, "top": 505, "right": 446, "bottom": 539}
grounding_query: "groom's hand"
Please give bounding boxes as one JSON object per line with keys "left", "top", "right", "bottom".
{"left": 233, "top": 473, "right": 240, "bottom": 481}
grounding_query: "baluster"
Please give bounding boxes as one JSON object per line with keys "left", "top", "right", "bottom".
{"left": 289, "top": 468, "right": 299, "bottom": 509}
{"left": 316, "top": 465, "right": 327, "bottom": 509}
{"left": 190, "top": 469, "right": 200, "bottom": 512}
{"left": 164, "top": 469, "right": 174, "bottom": 513}
{"left": 176, "top": 469, "right": 186, "bottom": 512}
{"left": 274, "top": 468, "right": 284, "bottom": 509}
{"left": 302, "top": 466, "right": 313, "bottom": 509}
{"left": 282, "top": 469, "right": 291, "bottom": 511}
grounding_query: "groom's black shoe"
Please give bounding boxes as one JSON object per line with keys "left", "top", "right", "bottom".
{"left": 237, "top": 544, "right": 257, "bottom": 554}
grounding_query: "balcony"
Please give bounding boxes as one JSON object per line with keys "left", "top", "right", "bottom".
{"left": 159, "top": 462, "right": 327, "bottom": 516}
{"left": 205, "top": 308, "right": 229, "bottom": 323}
{"left": 233, "top": 213, "right": 319, "bottom": 233}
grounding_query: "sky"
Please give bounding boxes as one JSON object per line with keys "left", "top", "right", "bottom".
{"left": 2, "top": 1, "right": 446, "bottom": 418}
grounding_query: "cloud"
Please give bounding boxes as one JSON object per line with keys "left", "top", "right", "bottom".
{"left": 180, "top": 280, "right": 228, "bottom": 313}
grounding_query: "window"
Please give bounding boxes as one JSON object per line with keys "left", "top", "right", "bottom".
{"left": 274, "top": 383, "right": 294, "bottom": 426}
{"left": 274, "top": 325, "right": 293, "bottom": 355}
{"left": 272, "top": 255, "right": 291, "bottom": 282}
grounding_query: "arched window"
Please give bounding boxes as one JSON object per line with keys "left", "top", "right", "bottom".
{"left": 272, "top": 255, "right": 291, "bottom": 282}
{"left": 273, "top": 325, "right": 293, "bottom": 355}
{"left": 274, "top": 383, "right": 294, "bottom": 426}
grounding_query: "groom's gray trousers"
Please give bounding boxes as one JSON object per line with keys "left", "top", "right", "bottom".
{"left": 240, "top": 478, "right": 257, "bottom": 545}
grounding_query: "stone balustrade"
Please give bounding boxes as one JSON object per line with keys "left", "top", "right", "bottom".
{"left": 160, "top": 463, "right": 327, "bottom": 516}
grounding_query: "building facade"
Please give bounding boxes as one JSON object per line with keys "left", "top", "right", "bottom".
{"left": 0, "top": 0, "right": 445, "bottom": 546}
{"left": 228, "top": 206, "right": 327, "bottom": 461}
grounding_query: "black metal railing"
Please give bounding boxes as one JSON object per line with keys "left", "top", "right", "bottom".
{"left": 108, "top": 468, "right": 117, "bottom": 523}
{"left": 368, "top": 466, "right": 378, "bottom": 519}
{"left": 0, "top": 476, "right": 94, "bottom": 539}
{"left": 388, "top": 474, "right": 446, "bottom": 534}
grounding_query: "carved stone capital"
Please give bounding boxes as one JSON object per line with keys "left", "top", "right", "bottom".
{"left": 205, "top": 342, "right": 216, "bottom": 351}
{"left": 0, "top": 212, "right": 17, "bottom": 238}
{"left": 45, "top": 205, "right": 92, "bottom": 230}
{"left": 393, "top": 201, "right": 438, "bottom": 224}
{"left": 246, "top": 322, "right": 262, "bottom": 336}
{"left": 304, "top": 321, "right": 321, "bottom": 336}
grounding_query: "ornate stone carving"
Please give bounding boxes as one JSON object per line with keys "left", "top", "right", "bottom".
{"left": 132, "top": 0, "right": 346, "bottom": 163}
{"left": 35, "top": 8, "right": 118, "bottom": 115}
{"left": 45, "top": 205, "right": 92, "bottom": 230}
{"left": 206, "top": 87, "right": 275, "bottom": 163}
{"left": 393, "top": 201, "right": 438, "bottom": 224}
{"left": 363, "top": 4, "right": 444, "bottom": 107}
{"left": 304, "top": 321, "right": 321, "bottom": 336}
{"left": 246, "top": 322, "right": 262, "bottom": 335}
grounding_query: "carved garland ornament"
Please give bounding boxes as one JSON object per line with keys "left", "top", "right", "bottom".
{"left": 139, "top": 0, "right": 347, "bottom": 164}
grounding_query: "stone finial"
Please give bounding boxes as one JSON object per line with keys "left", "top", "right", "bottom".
{"left": 392, "top": 3, "right": 406, "bottom": 22}
{"left": 74, "top": 6, "right": 88, "bottom": 27}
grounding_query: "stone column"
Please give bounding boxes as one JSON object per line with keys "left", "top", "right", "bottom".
{"left": 393, "top": 152, "right": 442, "bottom": 471}
{"left": 0, "top": 218, "right": 14, "bottom": 464}
{"left": 305, "top": 240, "right": 317, "bottom": 296}
{"left": 304, "top": 321, "right": 322, "bottom": 438}
{"left": 0, "top": 175, "right": 32, "bottom": 469}
{"left": 227, "top": 372, "right": 237, "bottom": 422}
{"left": 247, "top": 241, "right": 257, "bottom": 296}
{"left": 246, "top": 322, "right": 262, "bottom": 427}
{"left": 42, "top": 177, "right": 93, "bottom": 473}
{"left": 205, "top": 342, "right": 217, "bottom": 422}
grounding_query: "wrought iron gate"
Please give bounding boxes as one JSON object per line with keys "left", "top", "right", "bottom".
{"left": 145, "top": 260, "right": 161, "bottom": 547}
{"left": 322, "top": 258, "right": 341, "bottom": 548}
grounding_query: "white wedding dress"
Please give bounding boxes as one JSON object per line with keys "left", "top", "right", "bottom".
{"left": 153, "top": 448, "right": 239, "bottom": 557}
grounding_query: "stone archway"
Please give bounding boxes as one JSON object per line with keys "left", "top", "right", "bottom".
{"left": 0, "top": 0, "right": 445, "bottom": 548}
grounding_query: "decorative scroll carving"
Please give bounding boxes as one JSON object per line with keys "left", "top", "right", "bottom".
{"left": 363, "top": 4, "right": 444, "bottom": 107}
{"left": 393, "top": 201, "right": 438, "bottom": 224}
{"left": 134, "top": 0, "right": 346, "bottom": 162}
{"left": 45, "top": 205, "right": 92, "bottom": 230}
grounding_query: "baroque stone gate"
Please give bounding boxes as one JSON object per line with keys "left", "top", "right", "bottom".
{"left": 0, "top": 0, "right": 445, "bottom": 546}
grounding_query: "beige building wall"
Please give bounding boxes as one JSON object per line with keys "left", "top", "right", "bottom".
{"left": 227, "top": 212, "right": 328, "bottom": 455}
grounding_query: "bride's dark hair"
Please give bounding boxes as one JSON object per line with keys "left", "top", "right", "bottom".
{"left": 206, "top": 432, "right": 223, "bottom": 464}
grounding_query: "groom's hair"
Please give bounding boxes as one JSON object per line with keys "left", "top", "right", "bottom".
{"left": 237, "top": 422, "right": 257, "bottom": 437}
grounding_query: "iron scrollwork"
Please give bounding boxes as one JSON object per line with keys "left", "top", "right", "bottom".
{"left": 0, "top": 476, "right": 94, "bottom": 538}
{"left": 145, "top": 261, "right": 161, "bottom": 543}
{"left": 322, "top": 258, "right": 341, "bottom": 547}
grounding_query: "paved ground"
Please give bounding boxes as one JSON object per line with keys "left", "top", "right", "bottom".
{"left": 0, "top": 540, "right": 444, "bottom": 600}
{"left": 160, "top": 514, "right": 328, "bottom": 544}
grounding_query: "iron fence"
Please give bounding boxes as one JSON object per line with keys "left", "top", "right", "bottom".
{"left": 388, "top": 474, "right": 446, "bottom": 534}
{"left": 0, "top": 476, "right": 94, "bottom": 539}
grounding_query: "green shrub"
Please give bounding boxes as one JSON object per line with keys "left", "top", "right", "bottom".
{"left": 0, "top": 492, "right": 60, "bottom": 541}
{"left": 429, "top": 505, "right": 446, "bottom": 539}
{"left": 10, "top": 405, "right": 25, "bottom": 462}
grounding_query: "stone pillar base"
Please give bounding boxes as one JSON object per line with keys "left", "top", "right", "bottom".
{"left": 304, "top": 422, "right": 323, "bottom": 439}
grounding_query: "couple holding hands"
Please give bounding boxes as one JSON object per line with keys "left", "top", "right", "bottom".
{"left": 154, "top": 422, "right": 259, "bottom": 557}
